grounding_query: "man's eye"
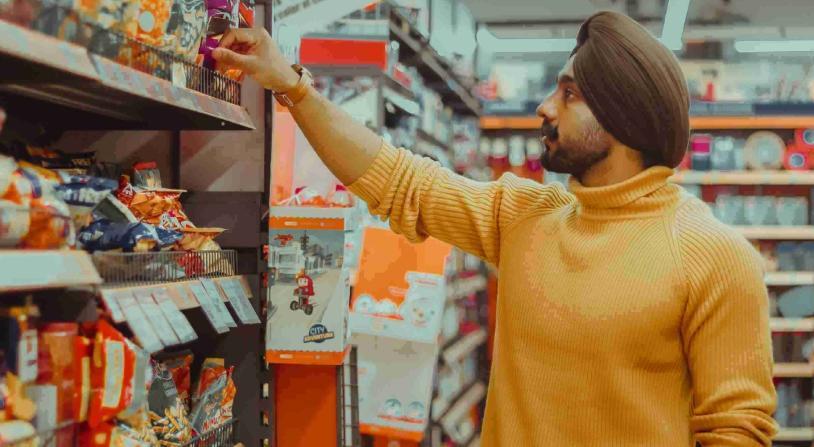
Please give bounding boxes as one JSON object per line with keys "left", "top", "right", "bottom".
{"left": 564, "top": 88, "right": 575, "bottom": 99}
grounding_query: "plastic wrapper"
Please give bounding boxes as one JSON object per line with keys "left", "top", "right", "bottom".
{"left": 83, "top": 421, "right": 153, "bottom": 447}
{"left": 93, "top": 194, "right": 138, "bottom": 224}
{"left": 199, "top": 0, "right": 239, "bottom": 74}
{"left": 190, "top": 358, "right": 235, "bottom": 433}
{"left": 0, "top": 306, "right": 39, "bottom": 384}
{"left": 89, "top": 321, "right": 136, "bottom": 428}
{"left": 177, "top": 227, "right": 224, "bottom": 251}
{"left": 148, "top": 359, "right": 193, "bottom": 443}
{"left": 159, "top": 352, "right": 193, "bottom": 411}
{"left": 131, "top": 162, "right": 162, "bottom": 190}
{"left": 1, "top": 372, "right": 36, "bottom": 422}
{"left": 133, "top": 0, "right": 174, "bottom": 48}
{"left": 25, "top": 147, "right": 95, "bottom": 175}
{"left": 166, "top": 0, "right": 207, "bottom": 61}
{"left": 237, "top": 0, "right": 253, "bottom": 27}
{"left": 78, "top": 219, "right": 182, "bottom": 252}
{"left": 119, "top": 339, "right": 151, "bottom": 420}
{"left": 36, "top": 323, "right": 78, "bottom": 425}
{"left": 55, "top": 174, "right": 118, "bottom": 230}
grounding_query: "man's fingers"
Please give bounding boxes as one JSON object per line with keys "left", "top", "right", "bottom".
{"left": 212, "top": 47, "right": 252, "bottom": 71}
{"left": 218, "top": 27, "right": 260, "bottom": 50}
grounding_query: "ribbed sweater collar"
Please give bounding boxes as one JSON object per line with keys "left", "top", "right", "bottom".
{"left": 568, "top": 166, "right": 679, "bottom": 219}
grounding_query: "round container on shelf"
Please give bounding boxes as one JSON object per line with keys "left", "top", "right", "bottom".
{"left": 744, "top": 131, "right": 785, "bottom": 170}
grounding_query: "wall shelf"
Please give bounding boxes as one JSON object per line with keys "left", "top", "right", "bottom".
{"left": 0, "top": 20, "right": 254, "bottom": 130}
{"left": 775, "top": 427, "right": 814, "bottom": 442}
{"left": 100, "top": 275, "right": 252, "bottom": 310}
{"left": 765, "top": 272, "right": 814, "bottom": 286}
{"left": 416, "top": 128, "right": 451, "bottom": 152}
{"left": 0, "top": 250, "right": 102, "bottom": 293}
{"left": 440, "top": 382, "right": 486, "bottom": 428}
{"left": 770, "top": 318, "right": 814, "bottom": 332}
{"left": 736, "top": 226, "right": 814, "bottom": 240}
{"left": 442, "top": 328, "right": 487, "bottom": 365}
{"left": 774, "top": 363, "right": 814, "bottom": 378}
{"left": 671, "top": 171, "right": 814, "bottom": 185}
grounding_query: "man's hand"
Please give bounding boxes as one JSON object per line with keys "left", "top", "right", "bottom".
{"left": 212, "top": 28, "right": 300, "bottom": 92}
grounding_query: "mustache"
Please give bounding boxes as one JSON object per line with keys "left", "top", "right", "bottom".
{"left": 541, "top": 122, "right": 559, "bottom": 141}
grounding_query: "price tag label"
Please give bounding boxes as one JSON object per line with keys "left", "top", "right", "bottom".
{"left": 188, "top": 282, "right": 230, "bottom": 333}
{"left": 199, "top": 278, "right": 237, "bottom": 328}
{"left": 133, "top": 289, "right": 180, "bottom": 347}
{"left": 153, "top": 288, "right": 197, "bottom": 343}
{"left": 118, "top": 291, "right": 164, "bottom": 353}
{"left": 221, "top": 278, "right": 260, "bottom": 325}
{"left": 100, "top": 289, "right": 126, "bottom": 323}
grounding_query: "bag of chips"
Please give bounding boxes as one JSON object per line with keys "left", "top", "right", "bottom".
{"left": 78, "top": 219, "right": 182, "bottom": 252}
{"left": 131, "top": 162, "right": 162, "bottom": 190}
{"left": 89, "top": 321, "right": 136, "bottom": 428}
{"left": 148, "top": 359, "right": 193, "bottom": 443}
{"left": 74, "top": 335, "right": 92, "bottom": 423}
{"left": 190, "top": 358, "right": 235, "bottom": 433}
{"left": 158, "top": 352, "right": 193, "bottom": 411}
{"left": 177, "top": 227, "right": 225, "bottom": 251}
{"left": 54, "top": 174, "right": 118, "bottom": 230}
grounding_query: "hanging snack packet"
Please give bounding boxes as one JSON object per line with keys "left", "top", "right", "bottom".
{"left": 190, "top": 358, "right": 235, "bottom": 432}
{"left": 74, "top": 335, "right": 92, "bottom": 423}
{"left": 159, "top": 352, "right": 193, "bottom": 411}
{"left": 89, "top": 321, "right": 136, "bottom": 428}
{"left": 78, "top": 219, "right": 182, "bottom": 252}
{"left": 148, "top": 359, "right": 193, "bottom": 443}
{"left": 36, "top": 323, "right": 78, "bottom": 425}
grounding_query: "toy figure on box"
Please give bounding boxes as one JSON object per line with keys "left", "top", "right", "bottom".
{"left": 291, "top": 270, "right": 315, "bottom": 315}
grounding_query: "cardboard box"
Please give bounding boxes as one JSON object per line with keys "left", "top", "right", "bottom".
{"left": 265, "top": 206, "right": 358, "bottom": 365}
{"left": 354, "top": 334, "right": 438, "bottom": 442}
{"left": 350, "top": 227, "right": 451, "bottom": 343}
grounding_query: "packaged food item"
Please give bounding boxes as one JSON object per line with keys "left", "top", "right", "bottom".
{"left": 131, "top": 162, "right": 162, "bottom": 190}
{"left": 166, "top": 0, "right": 207, "bottom": 61}
{"left": 199, "top": 0, "right": 239, "bottom": 69}
{"left": 2, "top": 372, "right": 37, "bottom": 421}
{"left": 158, "top": 352, "right": 193, "bottom": 411}
{"left": 328, "top": 184, "right": 352, "bottom": 208}
{"left": 37, "top": 323, "right": 78, "bottom": 424}
{"left": 74, "top": 335, "right": 92, "bottom": 423}
{"left": 92, "top": 194, "right": 139, "bottom": 224}
{"left": 119, "top": 338, "right": 151, "bottom": 419}
{"left": 0, "top": 306, "right": 39, "bottom": 383}
{"left": 55, "top": 174, "right": 119, "bottom": 229}
{"left": 89, "top": 321, "right": 136, "bottom": 428}
{"left": 78, "top": 219, "right": 182, "bottom": 252}
{"left": 190, "top": 358, "right": 235, "bottom": 433}
{"left": 177, "top": 227, "right": 225, "bottom": 251}
{"left": 134, "top": 0, "right": 174, "bottom": 47}
{"left": 237, "top": 0, "right": 253, "bottom": 27}
{"left": 126, "top": 188, "right": 189, "bottom": 225}
{"left": 25, "top": 147, "right": 95, "bottom": 175}
{"left": 148, "top": 359, "right": 193, "bottom": 443}
{"left": 83, "top": 421, "right": 153, "bottom": 447}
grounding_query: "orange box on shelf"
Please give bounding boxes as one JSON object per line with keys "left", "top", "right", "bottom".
{"left": 300, "top": 38, "right": 388, "bottom": 70}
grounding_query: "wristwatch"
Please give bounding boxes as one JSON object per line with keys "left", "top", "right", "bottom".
{"left": 273, "top": 64, "right": 313, "bottom": 108}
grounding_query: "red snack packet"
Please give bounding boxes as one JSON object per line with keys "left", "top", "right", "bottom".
{"left": 162, "top": 353, "right": 193, "bottom": 411}
{"left": 89, "top": 321, "right": 136, "bottom": 428}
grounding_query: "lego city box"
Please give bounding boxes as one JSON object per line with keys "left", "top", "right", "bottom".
{"left": 265, "top": 206, "right": 359, "bottom": 365}
{"left": 350, "top": 227, "right": 452, "bottom": 344}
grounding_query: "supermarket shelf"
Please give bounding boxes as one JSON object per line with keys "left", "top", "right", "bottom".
{"left": 689, "top": 116, "right": 814, "bottom": 130}
{"left": 0, "top": 20, "right": 254, "bottom": 130}
{"left": 416, "top": 128, "right": 451, "bottom": 151}
{"left": 774, "top": 363, "right": 814, "bottom": 378}
{"left": 480, "top": 115, "right": 814, "bottom": 131}
{"left": 765, "top": 272, "right": 814, "bottom": 286}
{"left": 432, "top": 379, "right": 477, "bottom": 422}
{"left": 448, "top": 275, "right": 488, "bottom": 302}
{"left": 0, "top": 250, "right": 102, "bottom": 293}
{"left": 100, "top": 275, "right": 252, "bottom": 310}
{"left": 671, "top": 171, "right": 814, "bottom": 185}
{"left": 771, "top": 318, "right": 814, "bottom": 332}
{"left": 480, "top": 115, "right": 540, "bottom": 130}
{"left": 775, "top": 427, "right": 814, "bottom": 442}
{"left": 389, "top": 9, "right": 480, "bottom": 116}
{"left": 441, "top": 382, "right": 486, "bottom": 427}
{"left": 736, "top": 226, "right": 814, "bottom": 240}
{"left": 307, "top": 64, "right": 421, "bottom": 117}
{"left": 442, "top": 328, "right": 487, "bottom": 364}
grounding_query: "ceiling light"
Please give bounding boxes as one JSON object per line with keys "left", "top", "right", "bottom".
{"left": 477, "top": 27, "right": 575, "bottom": 53}
{"left": 734, "top": 40, "right": 814, "bottom": 53}
{"left": 661, "top": 0, "right": 691, "bottom": 51}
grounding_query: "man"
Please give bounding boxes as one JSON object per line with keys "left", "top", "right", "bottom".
{"left": 214, "top": 10, "right": 777, "bottom": 446}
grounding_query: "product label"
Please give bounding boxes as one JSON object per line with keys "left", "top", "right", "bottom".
{"left": 222, "top": 278, "right": 261, "bottom": 325}
{"left": 118, "top": 292, "right": 164, "bottom": 353}
{"left": 134, "top": 289, "right": 180, "bottom": 347}
{"left": 100, "top": 289, "right": 126, "bottom": 323}
{"left": 199, "top": 278, "right": 237, "bottom": 328}
{"left": 17, "top": 330, "right": 37, "bottom": 383}
{"left": 188, "top": 282, "right": 229, "bottom": 333}
{"left": 0, "top": 202, "right": 30, "bottom": 245}
{"left": 153, "top": 287, "right": 197, "bottom": 343}
{"left": 102, "top": 340, "right": 124, "bottom": 408}
{"left": 79, "top": 356, "right": 90, "bottom": 421}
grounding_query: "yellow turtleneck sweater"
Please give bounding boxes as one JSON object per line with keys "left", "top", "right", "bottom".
{"left": 349, "top": 143, "right": 778, "bottom": 446}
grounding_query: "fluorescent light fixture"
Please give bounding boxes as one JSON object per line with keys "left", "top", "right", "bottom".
{"left": 661, "top": 0, "right": 690, "bottom": 51}
{"left": 734, "top": 40, "right": 814, "bottom": 53}
{"left": 476, "top": 27, "right": 575, "bottom": 53}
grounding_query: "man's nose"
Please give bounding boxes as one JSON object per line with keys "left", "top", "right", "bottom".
{"left": 536, "top": 94, "right": 556, "bottom": 123}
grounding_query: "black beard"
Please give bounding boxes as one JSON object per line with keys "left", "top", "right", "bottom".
{"left": 541, "top": 120, "right": 610, "bottom": 178}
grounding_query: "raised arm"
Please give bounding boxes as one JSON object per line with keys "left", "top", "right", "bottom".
{"left": 213, "top": 29, "right": 574, "bottom": 264}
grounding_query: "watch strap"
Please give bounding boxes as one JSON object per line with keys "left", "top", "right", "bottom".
{"left": 274, "top": 65, "right": 313, "bottom": 108}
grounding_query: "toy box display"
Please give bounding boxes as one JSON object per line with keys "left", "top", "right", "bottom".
{"left": 265, "top": 206, "right": 358, "bottom": 365}
{"left": 354, "top": 334, "right": 438, "bottom": 442}
{"left": 350, "top": 227, "right": 451, "bottom": 344}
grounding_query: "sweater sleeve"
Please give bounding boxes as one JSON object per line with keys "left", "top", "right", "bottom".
{"left": 677, "top": 206, "right": 778, "bottom": 446}
{"left": 347, "top": 142, "right": 573, "bottom": 265}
